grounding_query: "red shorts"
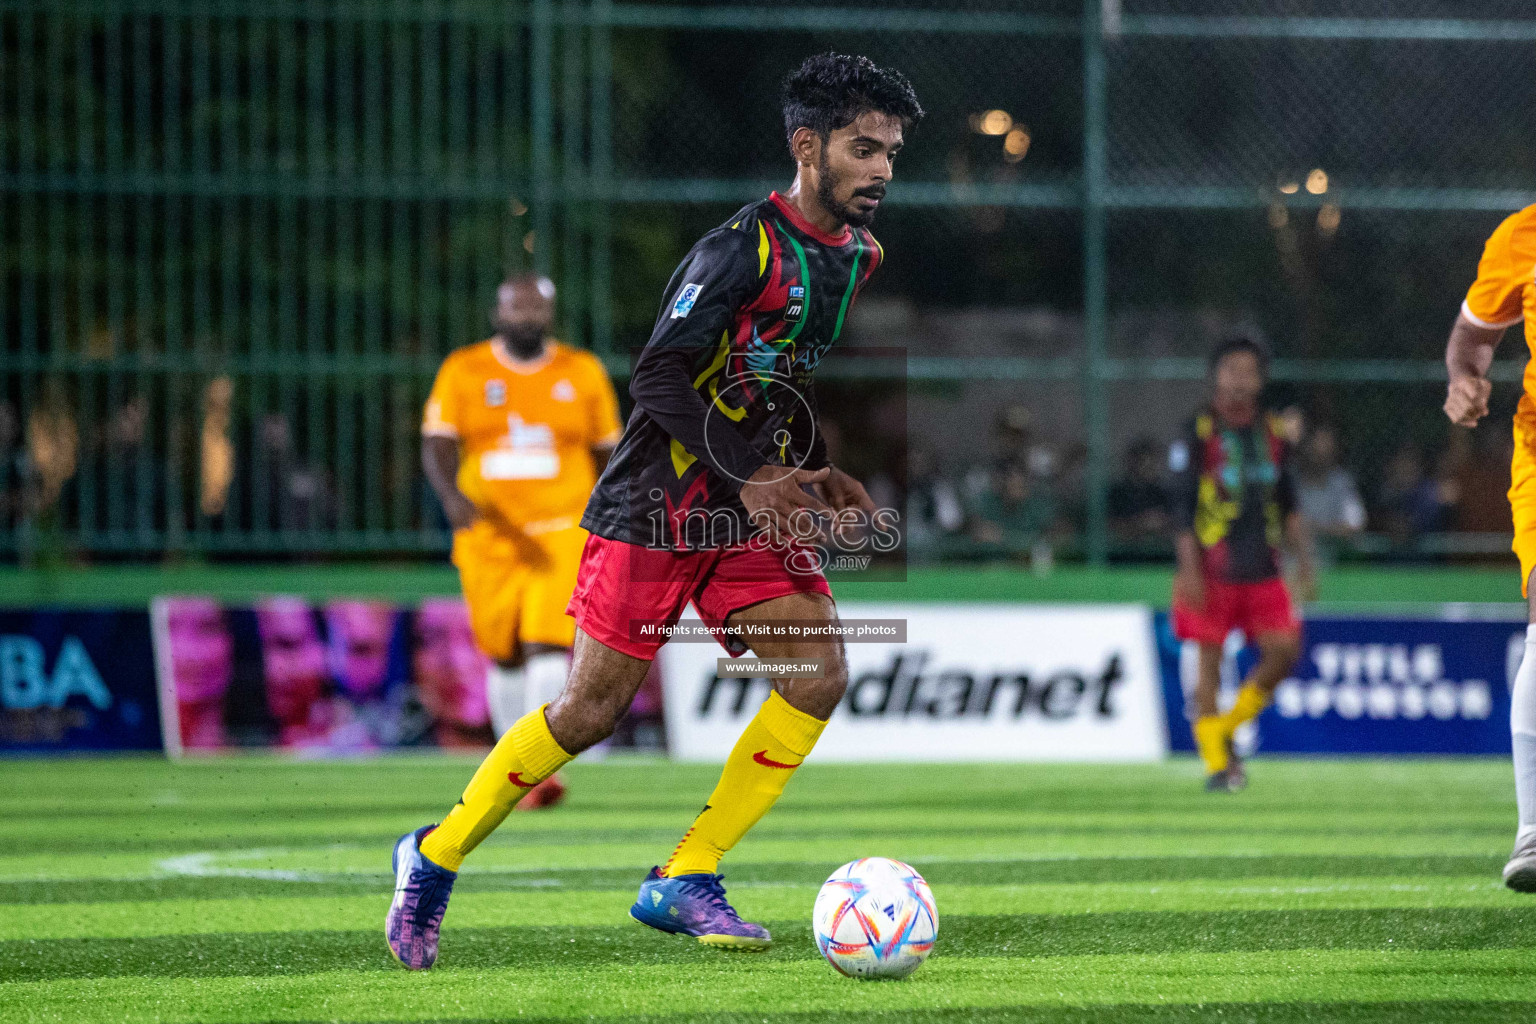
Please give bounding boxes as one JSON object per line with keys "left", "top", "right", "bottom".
{"left": 1172, "top": 576, "right": 1299, "bottom": 647}
{"left": 565, "top": 534, "right": 833, "bottom": 661}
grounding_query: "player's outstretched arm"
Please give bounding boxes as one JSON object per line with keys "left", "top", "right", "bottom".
{"left": 421, "top": 435, "right": 479, "bottom": 531}
{"left": 1444, "top": 314, "right": 1504, "bottom": 428}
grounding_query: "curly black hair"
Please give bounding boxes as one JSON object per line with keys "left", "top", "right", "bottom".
{"left": 781, "top": 53, "right": 924, "bottom": 149}
{"left": 1208, "top": 331, "right": 1272, "bottom": 375}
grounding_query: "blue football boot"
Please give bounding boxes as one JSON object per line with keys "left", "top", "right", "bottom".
{"left": 385, "top": 825, "right": 458, "bottom": 970}
{"left": 630, "top": 867, "right": 771, "bottom": 950}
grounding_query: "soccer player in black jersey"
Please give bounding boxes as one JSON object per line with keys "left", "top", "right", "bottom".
{"left": 386, "top": 53, "right": 923, "bottom": 967}
{"left": 1169, "top": 335, "right": 1315, "bottom": 793}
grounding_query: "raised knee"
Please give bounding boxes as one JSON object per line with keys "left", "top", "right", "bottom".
{"left": 547, "top": 695, "right": 621, "bottom": 754}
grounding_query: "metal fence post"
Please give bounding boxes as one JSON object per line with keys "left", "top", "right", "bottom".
{"left": 532, "top": 0, "right": 555, "bottom": 278}
{"left": 1082, "top": 0, "right": 1111, "bottom": 566}
{"left": 589, "top": 0, "right": 614, "bottom": 358}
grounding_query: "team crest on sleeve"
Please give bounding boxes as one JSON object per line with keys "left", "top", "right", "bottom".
{"left": 485, "top": 379, "right": 507, "bottom": 407}
{"left": 671, "top": 283, "right": 702, "bottom": 319}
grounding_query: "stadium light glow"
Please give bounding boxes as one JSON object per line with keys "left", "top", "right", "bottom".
{"left": 1278, "top": 180, "right": 1300, "bottom": 195}
{"left": 973, "top": 109, "right": 1013, "bottom": 136}
{"left": 1306, "top": 168, "right": 1328, "bottom": 194}
{"left": 1003, "top": 127, "right": 1031, "bottom": 161}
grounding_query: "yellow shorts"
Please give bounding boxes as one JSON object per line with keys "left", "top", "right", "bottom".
{"left": 1510, "top": 401, "right": 1536, "bottom": 597}
{"left": 451, "top": 521, "right": 587, "bottom": 663}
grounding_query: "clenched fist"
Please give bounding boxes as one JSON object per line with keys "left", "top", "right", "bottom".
{"left": 1444, "top": 375, "right": 1491, "bottom": 428}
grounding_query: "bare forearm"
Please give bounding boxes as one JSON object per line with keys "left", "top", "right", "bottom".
{"left": 1443, "top": 316, "right": 1504, "bottom": 428}
{"left": 1446, "top": 316, "right": 1499, "bottom": 380}
{"left": 421, "top": 436, "right": 477, "bottom": 529}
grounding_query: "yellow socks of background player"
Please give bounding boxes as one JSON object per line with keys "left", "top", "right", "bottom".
{"left": 1221, "top": 682, "right": 1271, "bottom": 732}
{"left": 663, "top": 691, "right": 827, "bottom": 877}
{"left": 420, "top": 707, "right": 572, "bottom": 871}
{"left": 1193, "top": 716, "right": 1229, "bottom": 774}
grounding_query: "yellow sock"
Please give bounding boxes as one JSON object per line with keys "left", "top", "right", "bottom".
{"left": 419, "top": 706, "right": 572, "bottom": 871}
{"left": 1193, "top": 715, "right": 1230, "bottom": 774}
{"left": 663, "top": 691, "right": 827, "bottom": 877}
{"left": 1221, "top": 682, "right": 1271, "bottom": 731}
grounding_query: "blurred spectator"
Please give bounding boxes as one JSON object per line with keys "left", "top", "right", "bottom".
{"left": 906, "top": 448, "right": 966, "bottom": 555}
{"left": 249, "top": 412, "right": 337, "bottom": 533}
{"left": 1376, "top": 441, "right": 1453, "bottom": 543}
{"left": 1108, "top": 437, "right": 1170, "bottom": 542}
{"left": 163, "top": 597, "right": 234, "bottom": 750}
{"left": 201, "top": 376, "right": 235, "bottom": 519}
{"left": 971, "top": 461, "right": 1057, "bottom": 559}
{"left": 89, "top": 395, "right": 165, "bottom": 533}
{"left": 1296, "top": 425, "right": 1366, "bottom": 539}
{"left": 26, "top": 388, "right": 78, "bottom": 517}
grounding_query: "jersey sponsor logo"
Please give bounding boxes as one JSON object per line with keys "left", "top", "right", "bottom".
{"left": 485, "top": 379, "right": 507, "bottom": 407}
{"left": 789, "top": 286, "right": 805, "bottom": 298}
{"left": 551, "top": 379, "right": 577, "bottom": 402}
{"left": 751, "top": 750, "right": 799, "bottom": 769}
{"left": 785, "top": 302, "right": 804, "bottom": 319}
{"left": 480, "top": 414, "right": 560, "bottom": 480}
{"left": 671, "top": 282, "right": 702, "bottom": 319}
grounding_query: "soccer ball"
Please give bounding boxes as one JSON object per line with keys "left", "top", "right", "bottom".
{"left": 812, "top": 857, "right": 938, "bottom": 979}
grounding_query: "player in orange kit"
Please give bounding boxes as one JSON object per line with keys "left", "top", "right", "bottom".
{"left": 421, "top": 274, "right": 622, "bottom": 808}
{"left": 1444, "top": 205, "right": 1536, "bottom": 892}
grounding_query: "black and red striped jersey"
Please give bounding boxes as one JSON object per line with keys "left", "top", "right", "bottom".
{"left": 581, "top": 192, "right": 884, "bottom": 549}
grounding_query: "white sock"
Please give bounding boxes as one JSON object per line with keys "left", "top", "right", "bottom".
{"left": 524, "top": 650, "right": 569, "bottom": 711}
{"left": 486, "top": 664, "right": 526, "bottom": 739}
{"left": 1512, "top": 625, "right": 1536, "bottom": 842}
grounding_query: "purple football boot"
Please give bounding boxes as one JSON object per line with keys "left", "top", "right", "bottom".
{"left": 386, "top": 825, "right": 458, "bottom": 969}
{"left": 629, "top": 867, "right": 771, "bottom": 950}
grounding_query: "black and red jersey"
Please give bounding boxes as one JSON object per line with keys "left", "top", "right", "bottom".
{"left": 1169, "top": 407, "right": 1297, "bottom": 583}
{"left": 581, "top": 192, "right": 883, "bottom": 549}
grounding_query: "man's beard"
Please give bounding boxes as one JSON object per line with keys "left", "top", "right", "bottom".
{"left": 496, "top": 324, "right": 547, "bottom": 359}
{"left": 817, "top": 154, "right": 885, "bottom": 229}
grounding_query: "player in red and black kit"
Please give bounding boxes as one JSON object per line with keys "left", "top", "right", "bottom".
{"left": 385, "top": 53, "right": 923, "bottom": 969}
{"left": 1169, "top": 334, "right": 1315, "bottom": 793}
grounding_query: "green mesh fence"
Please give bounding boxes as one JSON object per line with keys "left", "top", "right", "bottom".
{"left": 1, "top": 1, "right": 1533, "bottom": 565}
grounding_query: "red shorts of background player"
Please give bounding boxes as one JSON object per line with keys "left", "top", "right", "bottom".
{"left": 1172, "top": 575, "right": 1300, "bottom": 646}
{"left": 565, "top": 533, "right": 832, "bottom": 661}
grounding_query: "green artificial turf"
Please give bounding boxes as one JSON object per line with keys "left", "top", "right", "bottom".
{"left": 0, "top": 757, "right": 1533, "bottom": 1022}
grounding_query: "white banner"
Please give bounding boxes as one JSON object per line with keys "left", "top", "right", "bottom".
{"left": 658, "top": 603, "right": 1167, "bottom": 762}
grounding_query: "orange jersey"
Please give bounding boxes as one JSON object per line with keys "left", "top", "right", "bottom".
{"left": 422, "top": 339, "right": 622, "bottom": 533}
{"left": 1463, "top": 204, "right": 1536, "bottom": 407}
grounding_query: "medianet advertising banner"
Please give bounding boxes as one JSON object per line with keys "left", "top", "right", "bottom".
{"left": 658, "top": 603, "right": 1169, "bottom": 763}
